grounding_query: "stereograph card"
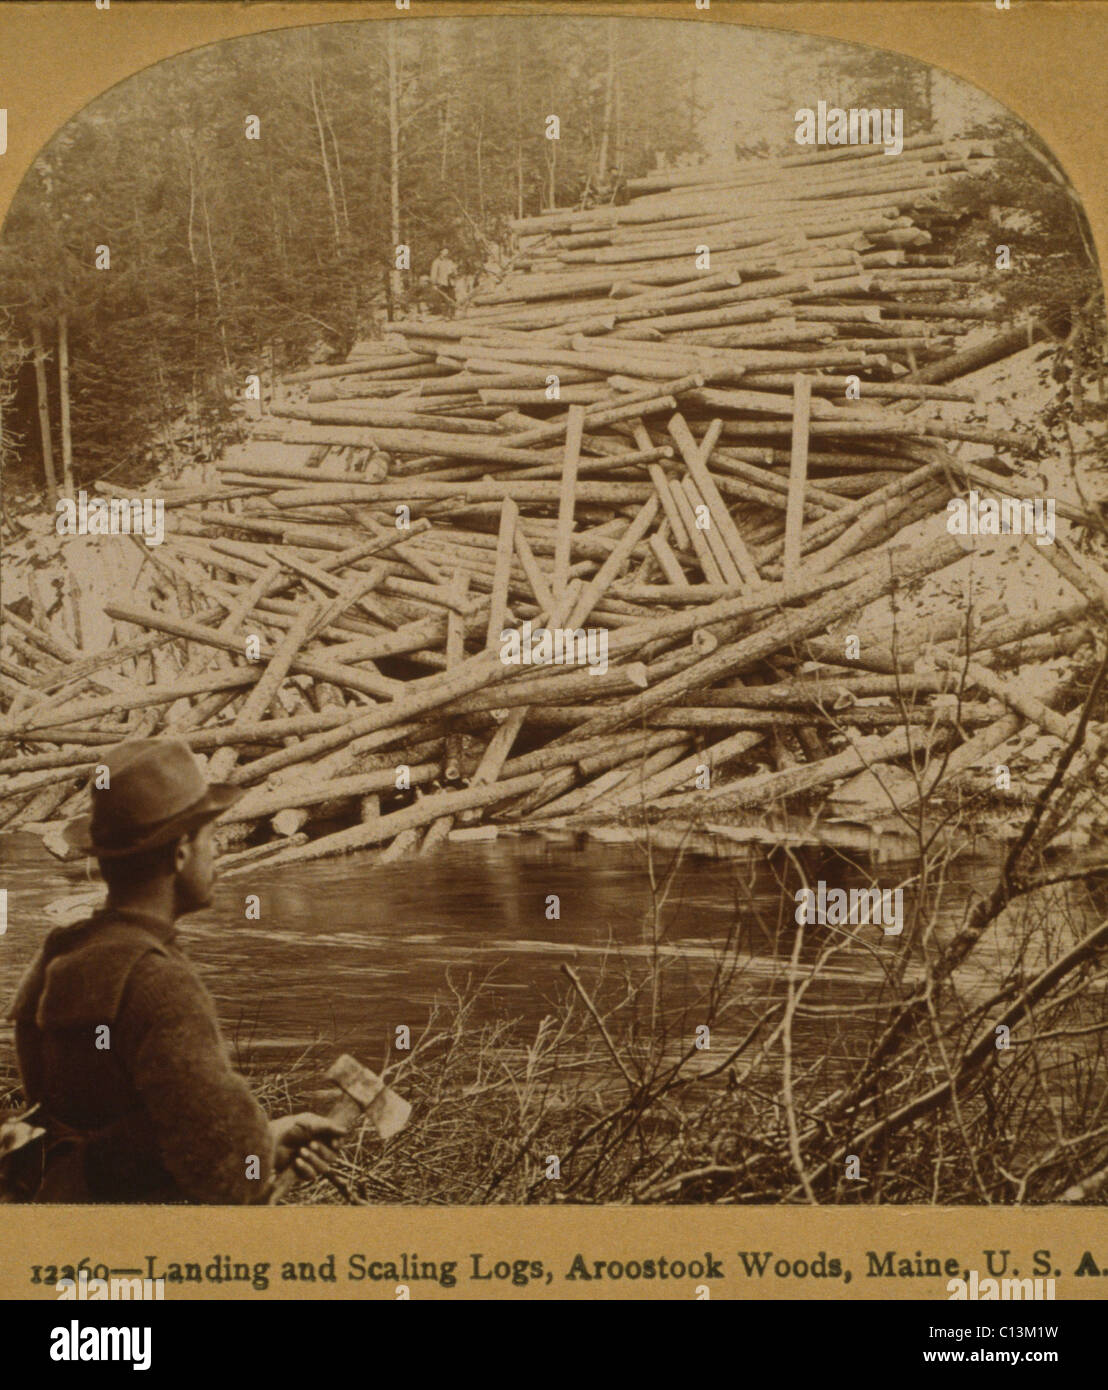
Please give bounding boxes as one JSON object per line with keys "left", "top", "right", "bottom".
{"left": 0, "top": 0, "right": 1105, "bottom": 1354}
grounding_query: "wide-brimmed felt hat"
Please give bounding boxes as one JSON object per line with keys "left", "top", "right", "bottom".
{"left": 64, "top": 738, "right": 242, "bottom": 859}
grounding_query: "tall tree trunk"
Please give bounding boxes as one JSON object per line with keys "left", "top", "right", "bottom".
{"left": 30, "top": 321, "right": 57, "bottom": 495}
{"left": 613, "top": 30, "right": 623, "bottom": 178}
{"left": 514, "top": 34, "right": 524, "bottom": 220}
{"left": 545, "top": 86, "right": 557, "bottom": 213}
{"left": 547, "top": 142, "right": 556, "bottom": 212}
{"left": 57, "top": 314, "right": 74, "bottom": 501}
{"left": 270, "top": 186, "right": 284, "bottom": 267}
{"left": 475, "top": 119, "right": 485, "bottom": 224}
{"left": 309, "top": 65, "right": 342, "bottom": 252}
{"left": 318, "top": 76, "right": 350, "bottom": 235}
{"left": 595, "top": 17, "right": 617, "bottom": 189}
{"left": 199, "top": 183, "right": 231, "bottom": 373}
{"left": 182, "top": 136, "right": 203, "bottom": 352}
{"left": 387, "top": 24, "right": 403, "bottom": 312}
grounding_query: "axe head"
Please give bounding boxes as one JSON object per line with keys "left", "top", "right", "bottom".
{"left": 326, "top": 1054, "right": 411, "bottom": 1140}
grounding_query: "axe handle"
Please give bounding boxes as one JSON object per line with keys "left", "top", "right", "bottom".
{"left": 267, "top": 1095, "right": 363, "bottom": 1205}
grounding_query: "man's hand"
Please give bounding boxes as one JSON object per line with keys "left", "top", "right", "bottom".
{"left": 269, "top": 1113, "right": 344, "bottom": 1185}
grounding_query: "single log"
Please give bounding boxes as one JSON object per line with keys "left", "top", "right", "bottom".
{"left": 4, "top": 668, "right": 258, "bottom": 734}
{"left": 283, "top": 353, "right": 431, "bottom": 383}
{"left": 784, "top": 374, "right": 812, "bottom": 594}
{"left": 101, "top": 603, "right": 400, "bottom": 702}
{"left": 513, "top": 523, "right": 554, "bottom": 610}
{"left": 599, "top": 728, "right": 766, "bottom": 813}
{"left": 429, "top": 566, "right": 472, "bottom": 837}
{"left": 906, "top": 321, "right": 1047, "bottom": 384}
{"left": 273, "top": 401, "right": 511, "bottom": 436}
{"left": 657, "top": 724, "right": 945, "bottom": 814}
{"left": 228, "top": 431, "right": 565, "bottom": 468}
{"left": 648, "top": 531, "right": 687, "bottom": 586}
{"left": 255, "top": 480, "right": 656, "bottom": 506}
{"left": 670, "top": 414, "right": 760, "bottom": 585}
{"left": 671, "top": 477, "right": 724, "bottom": 584}
{"left": 206, "top": 601, "right": 322, "bottom": 782}
{"left": 553, "top": 405, "right": 586, "bottom": 599}
{"left": 566, "top": 496, "right": 659, "bottom": 630}
{"left": 237, "top": 771, "right": 547, "bottom": 868}
{"left": 224, "top": 761, "right": 442, "bottom": 824}
{"left": 487, "top": 500, "right": 518, "bottom": 648}
{"left": 271, "top": 810, "right": 310, "bottom": 837}
{"left": 516, "top": 703, "right": 1000, "bottom": 731}
{"left": 218, "top": 833, "right": 310, "bottom": 873}
{"left": 647, "top": 462, "right": 690, "bottom": 551}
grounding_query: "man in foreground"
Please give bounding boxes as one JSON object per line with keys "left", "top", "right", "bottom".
{"left": 7, "top": 738, "right": 341, "bottom": 1203}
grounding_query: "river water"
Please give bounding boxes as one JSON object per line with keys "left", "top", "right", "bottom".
{"left": 5, "top": 827, "right": 1083, "bottom": 1080}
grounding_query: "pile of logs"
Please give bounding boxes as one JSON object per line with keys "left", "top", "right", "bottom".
{"left": 1, "top": 138, "right": 1103, "bottom": 869}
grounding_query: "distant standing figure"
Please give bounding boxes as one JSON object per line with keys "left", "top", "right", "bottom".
{"left": 453, "top": 270, "right": 475, "bottom": 308}
{"left": 482, "top": 239, "right": 505, "bottom": 280}
{"left": 429, "top": 246, "right": 458, "bottom": 306}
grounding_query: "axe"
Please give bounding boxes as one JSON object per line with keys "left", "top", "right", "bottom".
{"left": 268, "top": 1054, "right": 410, "bottom": 1204}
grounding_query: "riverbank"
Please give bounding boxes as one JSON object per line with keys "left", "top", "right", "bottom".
{"left": 3, "top": 821, "right": 1105, "bottom": 1208}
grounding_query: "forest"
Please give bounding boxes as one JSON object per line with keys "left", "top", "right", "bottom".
{"left": 0, "top": 16, "right": 1099, "bottom": 502}
{"left": 0, "top": 17, "right": 703, "bottom": 492}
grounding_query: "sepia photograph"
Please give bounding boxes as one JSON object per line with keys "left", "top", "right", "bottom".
{"left": 0, "top": 1, "right": 1106, "bottom": 1263}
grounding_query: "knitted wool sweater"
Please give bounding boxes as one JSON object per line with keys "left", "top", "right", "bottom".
{"left": 9, "top": 905, "right": 273, "bottom": 1203}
